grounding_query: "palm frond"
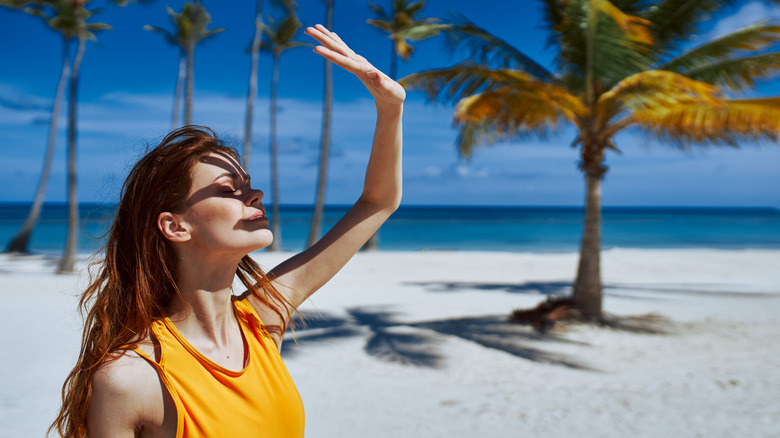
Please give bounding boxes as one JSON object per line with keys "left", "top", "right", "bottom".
{"left": 589, "top": 0, "right": 655, "bottom": 87}
{"left": 440, "top": 13, "right": 554, "bottom": 81}
{"left": 143, "top": 24, "right": 178, "bottom": 46}
{"left": 194, "top": 27, "right": 225, "bottom": 43}
{"left": 593, "top": 0, "right": 653, "bottom": 45}
{"left": 643, "top": 0, "right": 734, "bottom": 57}
{"left": 366, "top": 18, "right": 393, "bottom": 32}
{"left": 596, "top": 69, "right": 722, "bottom": 124}
{"left": 683, "top": 52, "right": 780, "bottom": 92}
{"left": 366, "top": 2, "right": 388, "bottom": 21}
{"left": 456, "top": 82, "right": 587, "bottom": 127}
{"left": 452, "top": 83, "right": 588, "bottom": 159}
{"left": 634, "top": 96, "right": 780, "bottom": 146}
{"left": 394, "top": 38, "right": 414, "bottom": 60}
{"left": 396, "top": 21, "right": 449, "bottom": 40}
{"left": 405, "top": 1, "right": 426, "bottom": 16}
{"left": 400, "top": 62, "right": 535, "bottom": 104}
{"left": 661, "top": 22, "right": 780, "bottom": 72}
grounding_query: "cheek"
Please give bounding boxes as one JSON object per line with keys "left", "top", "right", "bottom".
{"left": 187, "top": 201, "right": 242, "bottom": 239}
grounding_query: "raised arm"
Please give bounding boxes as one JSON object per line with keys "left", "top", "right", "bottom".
{"left": 267, "top": 24, "right": 404, "bottom": 309}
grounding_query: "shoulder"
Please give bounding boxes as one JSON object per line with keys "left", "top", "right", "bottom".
{"left": 87, "top": 343, "right": 166, "bottom": 435}
{"left": 92, "top": 348, "right": 158, "bottom": 399}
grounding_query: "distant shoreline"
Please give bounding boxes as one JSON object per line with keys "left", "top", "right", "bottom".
{"left": 2, "top": 203, "right": 779, "bottom": 254}
{"left": 1, "top": 201, "right": 778, "bottom": 212}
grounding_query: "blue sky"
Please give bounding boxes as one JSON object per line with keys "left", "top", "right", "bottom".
{"left": 1, "top": 0, "right": 779, "bottom": 207}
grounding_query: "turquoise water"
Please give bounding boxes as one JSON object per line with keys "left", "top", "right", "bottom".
{"left": 1, "top": 203, "right": 779, "bottom": 255}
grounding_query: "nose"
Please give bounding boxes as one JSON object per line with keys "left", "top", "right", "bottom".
{"left": 246, "top": 187, "right": 264, "bottom": 206}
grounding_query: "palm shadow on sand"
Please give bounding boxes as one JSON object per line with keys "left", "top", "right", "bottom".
{"left": 408, "top": 280, "right": 779, "bottom": 299}
{"left": 282, "top": 307, "right": 595, "bottom": 370}
{"left": 281, "top": 280, "right": 777, "bottom": 369}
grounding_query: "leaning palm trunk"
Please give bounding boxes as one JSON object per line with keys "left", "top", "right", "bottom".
{"left": 184, "top": 42, "right": 194, "bottom": 126}
{"left": 172, "top": 50, "right": 186, "bottom": 130}
{"left": 268, "top": 52, "right": 281, "bottom": 251}
{"left": 243, "top": 0, "right": 264, "bottom": 170}
{"left": 7, "top": 41, "right": 70, "bottom": 254}
{"left": 572, "top": 153, "right": 607, "bottom": 318}
{"left": 57, "top": 35, "right": 86, "bottom": 274}
{"left": 307, "top": 0, "right": 334, "bottom": 249}
{"left": 389, "top": 45, "right": 398, "bottom": 83}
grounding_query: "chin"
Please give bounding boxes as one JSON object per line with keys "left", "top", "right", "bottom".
{"left": 250, "top": 229, "right": 274, "bottom": 251}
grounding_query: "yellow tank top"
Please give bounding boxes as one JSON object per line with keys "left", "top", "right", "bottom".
{"left": 133, "top": 297, "right": 305, "bottom": 438}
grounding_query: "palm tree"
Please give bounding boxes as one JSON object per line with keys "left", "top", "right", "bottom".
{"left": 364, "top": 0, "right": 446, "bottom": 250}
{"left": 1, "top": 0, "right": 72, "bottom": 254}
{"left": 243, "top": 0, "right": 294, "bottom": 171}
{"left": 145, "top": 2, "right": 224, "bottom": 128}
{"left": 367, "top": 0, "right": 448, "bottom": 79}
{"left": 402, "top": 0, "right": 780, "bottom": 318}
{"left": 260, "top": 11, "right": 310, "bottom": 251}
{"left": 243, "top": 0, "right": 265, "bottom": 170}
{"left": 306, "top": 0, "right": 334, "bottom": 249}
{"left": 57, "top": 1, "right": 112, "bottom": 274}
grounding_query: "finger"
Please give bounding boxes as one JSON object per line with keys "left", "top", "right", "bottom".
{"left": 306, "top": 29, "right": 350, "bottom": 61}
{"left": 310, "top": 24, "right": 356, "bottom": 57}
{"left": 328, "top": 31, "right": 355, "bottom": 56}
{"left": 312, "top": 45, "right": 363, "bottom": 72}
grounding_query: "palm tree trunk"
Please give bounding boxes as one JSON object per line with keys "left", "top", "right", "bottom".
{"left": 572, "top": 155, "right": 607, "bottom": 318}
{"left": 7, "top": 40, "right": 70, "bottom": 254}
{"left": 184, "top": 42, "right": 194, "bottom": 126}
{"left": 268, "top": 52, "right": 281, "bottom": 251}
{"left": 389, "top": 46, "right": 398, "bottom": 82}
{"left": 307, "top": 0, "right": 334, "bottom": 249}
{"left": 57, "top": 35, "right": 86, "bottom": 274}
{"left": 172, "top": 50, "right": 186, "bottom": 130}
{"left": 243, "top": 0, "right": 264, "bottom": 170}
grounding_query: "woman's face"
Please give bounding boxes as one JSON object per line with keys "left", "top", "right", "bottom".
{"left": 177, "top": 152, "right": 272, "bottom": 255}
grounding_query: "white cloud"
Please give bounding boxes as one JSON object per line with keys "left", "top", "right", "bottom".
{"left": 2, "top": 82, "right": 780, "bottom": 207}
{"left": 707, "top": 1, "right": 780, "bottom": 39}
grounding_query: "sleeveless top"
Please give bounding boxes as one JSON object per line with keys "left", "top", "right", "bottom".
{"left": 133, "top": 297, "right": 305, "bottom": 438}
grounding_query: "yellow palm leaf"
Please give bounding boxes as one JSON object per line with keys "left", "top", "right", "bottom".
{"left": 455, "top": 83, "right": 588, "bottom": 132}
{"left": 633, "top": 97, "right": 780, "bottom": 143}
{"left": 592, "top": 0, "right": 653, "bottom": 46}
{"left": 394, "top": 37, "right": 414, "bottom": 60}
{"left": 597, "top": 70, "right": 722, "bottom": 124}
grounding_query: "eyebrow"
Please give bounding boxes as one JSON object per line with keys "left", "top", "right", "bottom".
{"left": 214, "top": 172, "right": 250, "bottom": 185}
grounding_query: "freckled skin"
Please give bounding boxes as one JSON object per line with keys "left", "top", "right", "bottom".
{"left": 178, "top": 154, "right": 273, "bottom": 256}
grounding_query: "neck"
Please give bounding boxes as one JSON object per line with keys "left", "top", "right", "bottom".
{"left": 168, "top": 251, "right": 243, "bottom": 345}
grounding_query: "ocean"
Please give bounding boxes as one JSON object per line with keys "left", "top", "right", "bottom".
{"left": 1, "top": 203, "right": 779, "bottom": 255}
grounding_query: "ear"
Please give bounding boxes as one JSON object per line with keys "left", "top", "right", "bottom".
{"left": 157, "top": 212, "right": 191, "bottom": 243}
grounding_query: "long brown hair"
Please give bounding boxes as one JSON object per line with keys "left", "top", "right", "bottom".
{"left": 50, "top": 126, "right": 291, "bottom": 437}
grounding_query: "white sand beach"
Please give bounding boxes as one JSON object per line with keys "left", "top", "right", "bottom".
{"left": 1, "top": 248, "right": 779, "bottom": 438}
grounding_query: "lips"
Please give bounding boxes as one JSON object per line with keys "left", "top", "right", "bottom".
{"left": 245, "top": 209, "right": 266, "bottom": 221}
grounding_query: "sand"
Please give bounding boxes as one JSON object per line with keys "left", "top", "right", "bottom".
{"left": 1, "top": 248, "right": 778, "bottom": 437}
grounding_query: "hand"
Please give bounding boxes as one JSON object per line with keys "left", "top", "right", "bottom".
{"left": 305, "top": 24, "right": 405, "bottom": 110}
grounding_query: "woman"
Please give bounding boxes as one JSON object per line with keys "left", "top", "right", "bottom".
{"left": 51, "top": 24, "right": 404, "bottom": 437}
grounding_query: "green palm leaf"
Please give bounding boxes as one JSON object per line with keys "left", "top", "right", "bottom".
{"left": 440, "top": 13, "right": 554, "bottom": 81}
{"left": 683, "top": 52, "right": 780, "bottom": 92}
{"left": 643, "top": 0, "right": 732, "bottom": 56}
{"left": 661, "top": 22, "right": 780, "bottom": 72}
{"left": 400, "top": 62, "right": 536, "bottom": 104}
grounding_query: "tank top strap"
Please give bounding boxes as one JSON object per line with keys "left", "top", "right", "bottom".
{"left": 232, "top": 295, "right": 271, "bottom": 340}
{"left": 124, "top": 322, "right": 167, "bottom": 372}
